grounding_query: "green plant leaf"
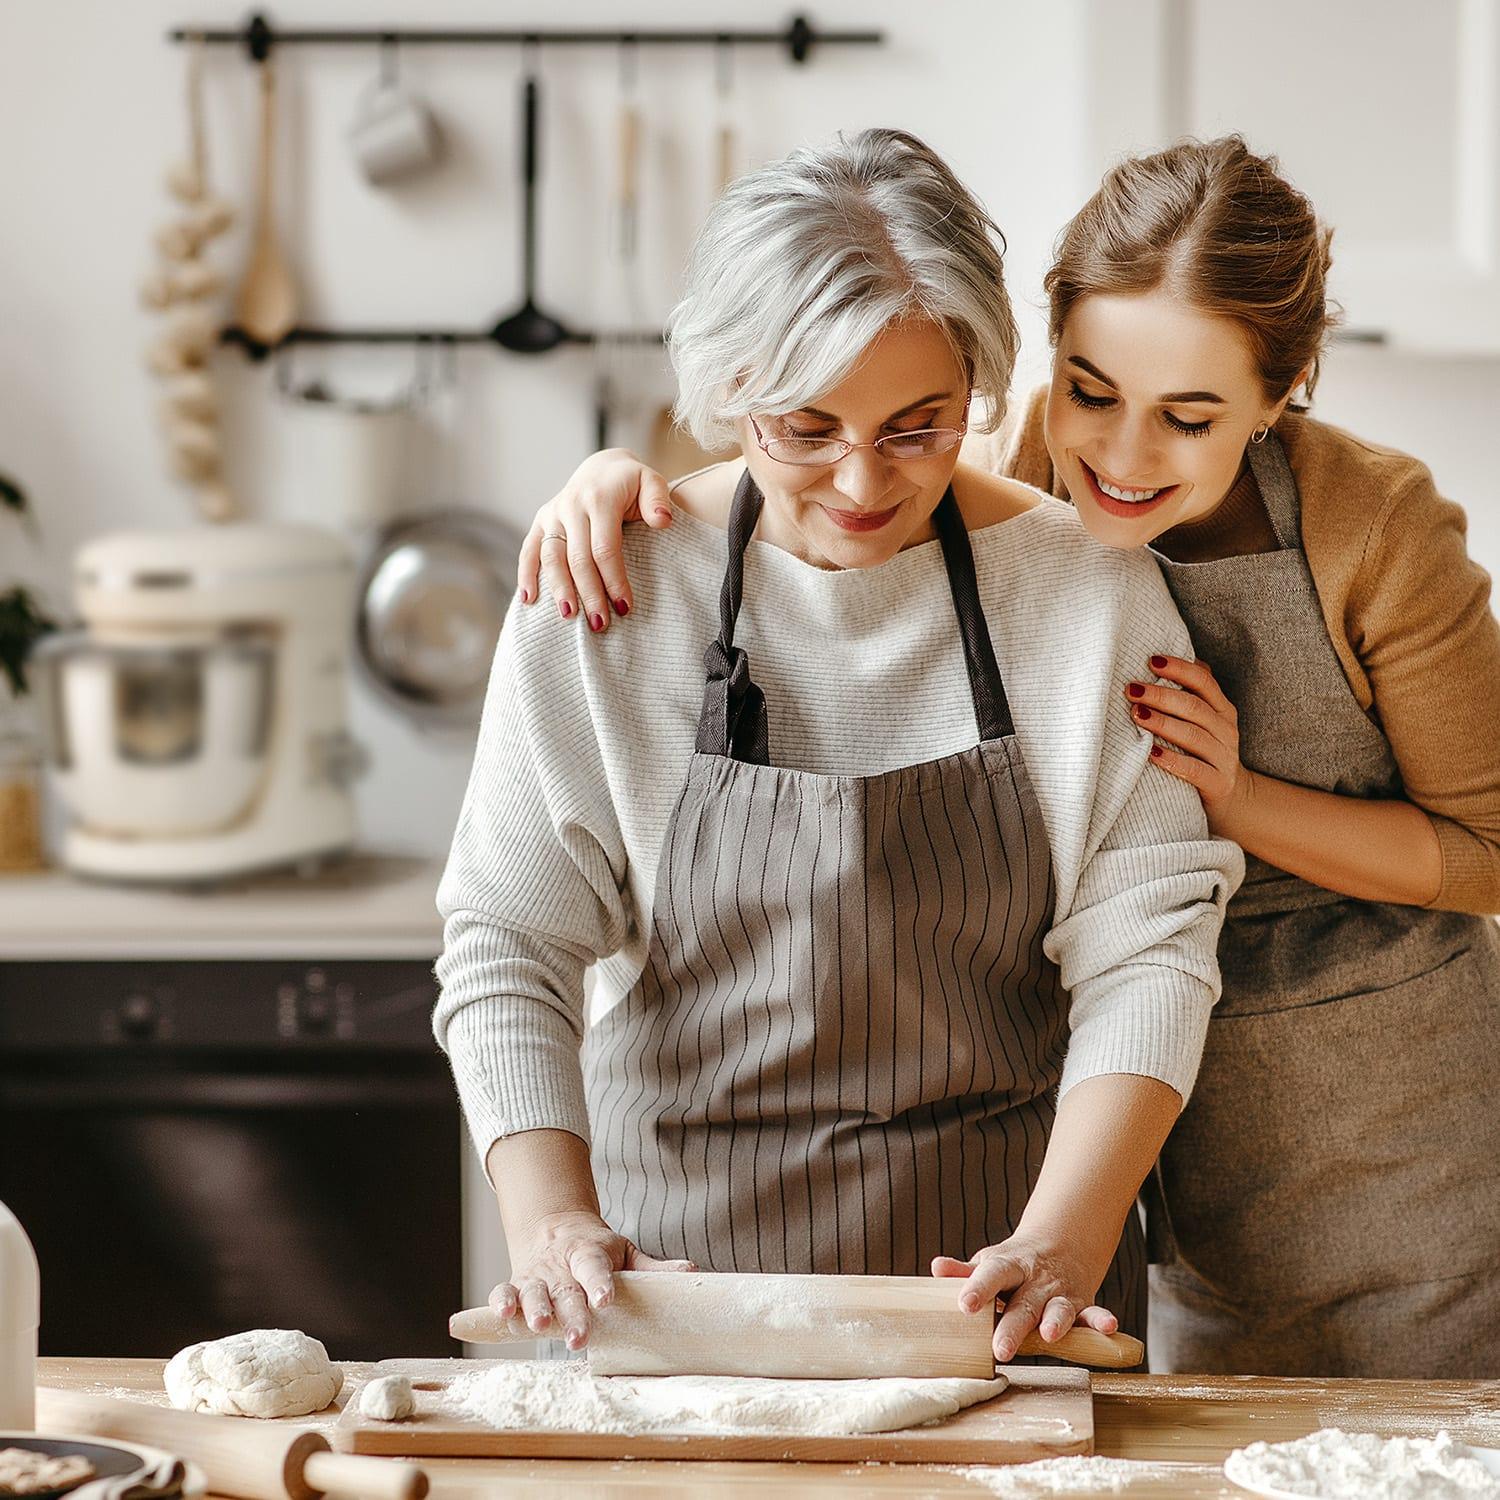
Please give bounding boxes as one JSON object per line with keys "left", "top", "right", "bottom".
{"left": 0, "top": 586, "right": 58, "bottom": 697}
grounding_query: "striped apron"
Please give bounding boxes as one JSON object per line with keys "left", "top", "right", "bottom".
{"left": 583, "top": 471, "right": 1146, "bottom": 1336}
{"left": 1147, "top": 430, "right": 1500, "bottom": 1377}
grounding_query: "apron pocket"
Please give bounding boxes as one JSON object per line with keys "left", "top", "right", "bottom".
{"left": 1159, "top": 946, "right": 1500, "bottom": 1310}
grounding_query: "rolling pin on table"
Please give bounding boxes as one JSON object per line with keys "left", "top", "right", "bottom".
{"left": 34, "top": 1387, "right": 428, "bottom": 1500}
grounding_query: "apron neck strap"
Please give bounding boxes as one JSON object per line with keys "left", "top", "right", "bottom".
{"left": 697, "top": 469, "right": 771, "bottom": 762}
{"left": 696, "top": 471, "right": 1015, "bottom": 762}
{"left": 932, "top": 489, "right": 1014, "bottom": 741}
{"left": 1245, "top": 428, "right": 1301, "bottom": 550}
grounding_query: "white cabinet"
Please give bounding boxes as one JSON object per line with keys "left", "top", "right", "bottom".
{"left": 1081, "top": 0, "right": 1500, "bottom": 352}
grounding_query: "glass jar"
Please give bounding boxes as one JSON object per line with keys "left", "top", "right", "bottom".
{"left": 0, "top": 722, "right": 46, "bottom": 872}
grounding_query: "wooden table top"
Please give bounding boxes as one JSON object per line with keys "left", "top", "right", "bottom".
{"left": 37, "top": 1358, "right": 1500, "bottom": 1499}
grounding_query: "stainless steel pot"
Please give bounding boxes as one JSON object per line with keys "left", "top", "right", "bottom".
{"left": 32, "top": 628, "right": 276, "bottom": 836}
{"left": 355, "top": 509, "right": 521, "bottom": 729}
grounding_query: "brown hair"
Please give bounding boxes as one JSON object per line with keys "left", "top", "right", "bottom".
{"left": 1044, "top": 135, "right": 1338, "bottom": 406}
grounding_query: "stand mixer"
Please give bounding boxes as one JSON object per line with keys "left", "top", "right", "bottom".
{"left": 34, "top": 523, "right": 364, "bottom": 884}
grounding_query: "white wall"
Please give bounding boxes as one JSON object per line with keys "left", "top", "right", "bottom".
{"left": 2, "top": 1, "right": 1495, "bottom": 856}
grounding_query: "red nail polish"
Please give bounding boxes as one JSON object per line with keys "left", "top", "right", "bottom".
{"left": 1150, "top": 655, "right": 1168, "bottom": 671}
{"left": 614, "top": 598, "right": 630, "bottom": 617}
{"left": 1127, "top": 683, "right": 1145, "bottom": 699}
{"left": 1150, "top": 745, "right": 1164, "bottom": 758}
{"left": 589, "top": 612, "right": 605, "bottom": 632}
{"left": 560, "top": 600, "right": 574, "bottom": 619}
{"left": 1133, "top": 704, "right": 1151, "bottom": 720}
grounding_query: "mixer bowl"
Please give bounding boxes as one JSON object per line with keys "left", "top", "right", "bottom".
{"left": 33, "top": 629, "right": 276, "bottom": 837}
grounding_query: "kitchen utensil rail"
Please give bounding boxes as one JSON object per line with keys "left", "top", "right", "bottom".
{"left": 168, "top": 14, "right": 883, "bottom": 66}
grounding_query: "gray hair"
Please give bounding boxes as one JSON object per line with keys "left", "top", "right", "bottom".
{"left": 668, "top": 128, "right": 1019, "bottom": 448}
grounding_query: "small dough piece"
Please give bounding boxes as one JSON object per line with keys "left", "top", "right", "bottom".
{"left": 165, "top": 1328, "right": 343, "bottom": 1418}
{"left": 359, "top": 1374, "right": 416, "bottom": 1422}
{"left": 0, "top": 1448, "right": 95, "bottom": 1496}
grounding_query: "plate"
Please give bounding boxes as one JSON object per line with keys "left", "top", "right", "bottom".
{"left": 1224, "top": 1441, "right": 1500, "bottom": 1497}
{"left": 0, "top": 1431, "right": 207, "bottom": 1498}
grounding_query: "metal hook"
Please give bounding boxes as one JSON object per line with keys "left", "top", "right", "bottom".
{"left": 715, "top": 35, "right": 734, "bottom": 98}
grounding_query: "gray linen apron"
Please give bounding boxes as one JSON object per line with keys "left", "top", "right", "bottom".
{"left": 583, "top": 472, "right": 1147, "bottom": 1337}
{"left": 1148, "top": 431, "right": 1500, "bottom": 1377}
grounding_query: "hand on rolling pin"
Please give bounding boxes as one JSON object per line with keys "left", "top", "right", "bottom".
{"left": 491, "top": 1209, "right": 696, "bottom": 1351}
{"left": 932, "top": 1226, "right": 1120, "bottom": 1365}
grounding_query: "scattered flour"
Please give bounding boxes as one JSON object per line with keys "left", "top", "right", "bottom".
{"left": 951, "top": 1456, "right": 1196, "bottom": 1495}
{"left": 449, "top": 1359, "right": 1008, "bottom": 1437}
{"left": 1224, "top": 1429, "right": 1500, "bottom": 1499}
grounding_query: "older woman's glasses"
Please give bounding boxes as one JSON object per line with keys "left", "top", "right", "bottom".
{"left": 750, "top": 416, "right": 966, "bottom": 467}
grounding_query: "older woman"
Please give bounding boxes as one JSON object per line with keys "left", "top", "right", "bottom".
{"left": 435, "top": 129, "right": 1240, "bottom": 1364}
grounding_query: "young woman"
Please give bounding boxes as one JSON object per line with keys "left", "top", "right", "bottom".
{"left": 519, "top": 135, "right": 1500, "bottom": 1378}
{"left": 435, "top": 130, "right": 1240, "bottom": 1365}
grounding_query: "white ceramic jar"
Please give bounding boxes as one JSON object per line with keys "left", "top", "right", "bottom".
{"left": 0, "top": 1199, "right": 39, "bottom": 1429}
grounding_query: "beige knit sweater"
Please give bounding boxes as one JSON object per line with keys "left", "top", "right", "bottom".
{"left": 964, "top": 387, "right": 1500, "bottom": 915}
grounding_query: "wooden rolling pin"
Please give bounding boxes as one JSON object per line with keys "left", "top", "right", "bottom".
{"left": 35, "top": 1388, "right": 428, "bottom": 1500}
{"left": 451, "top": 1270, "right": 1143, "bottom": 1379}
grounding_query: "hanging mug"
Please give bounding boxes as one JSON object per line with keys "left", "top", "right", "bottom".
{"left": 347, "top": 45, "right": 441, "bottom": 186}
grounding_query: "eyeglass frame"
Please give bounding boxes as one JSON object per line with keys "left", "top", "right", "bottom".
{"left": 748, "top": 413, "right": 969, "bottom": 468}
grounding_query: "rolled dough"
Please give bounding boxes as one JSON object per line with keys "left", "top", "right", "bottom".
{"left": 164, "top": 1328, "right": 343, "bottom": 1418}
{"left": 450, "top": 1360, "right": 1007, "bottom": 1437}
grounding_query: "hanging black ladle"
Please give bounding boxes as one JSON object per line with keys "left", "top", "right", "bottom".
{"left": 491, "top": 71, "right": 574, "bottom": 354}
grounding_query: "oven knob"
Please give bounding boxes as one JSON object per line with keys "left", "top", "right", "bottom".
{"left": 119, "top": 993, "right": 157, "bottom": 1040}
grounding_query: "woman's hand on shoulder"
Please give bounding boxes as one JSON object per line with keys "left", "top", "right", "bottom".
{"left": 519, "top": 449, "right": 674, "bottom": 633}
{"left": 487, "top": 1208, "right": 696, "bottom": 1350}
{"left": 931, "top": 1232, "right": 1120, "bottom": 1364}
{"left": 1127, "top": 653, "right": 1255, "bottom": 835}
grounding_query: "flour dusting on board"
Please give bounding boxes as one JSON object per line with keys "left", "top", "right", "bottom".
{"left": 951, "top": 1456, "right": 1195, "bottom": 1494}
{"left": 1224, "top": 1429, "right": 1500, "bottom": 1499}
{"left": 447, "top": 1359, "right": 1008, "bottom": 1436}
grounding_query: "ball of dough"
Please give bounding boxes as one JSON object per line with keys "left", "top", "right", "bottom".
{"left": 358, "top": 1374, "right": 415, "bottom": 1422}
{"left": 165, "top": 1329, "right": 343, "bottom": 1418}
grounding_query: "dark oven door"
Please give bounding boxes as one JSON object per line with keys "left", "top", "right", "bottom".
{"left": 0, "top": 960, "right": 462, "bottom": 1360}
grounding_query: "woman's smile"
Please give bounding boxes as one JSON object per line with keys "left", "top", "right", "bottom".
{"left": 820, "top": 500, "right": 904, "bottom": 532}
{"left": 1076, "top": 457, "right": 1182, "bottom": 519}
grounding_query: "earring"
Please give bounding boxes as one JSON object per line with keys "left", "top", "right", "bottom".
{"left": 1249, "top": 423, "right": 1270, "bottom": 445}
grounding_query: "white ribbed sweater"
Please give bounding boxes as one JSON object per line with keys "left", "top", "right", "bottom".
{"left": 434, "top": 486, "right": 1242, "bottom": 1168}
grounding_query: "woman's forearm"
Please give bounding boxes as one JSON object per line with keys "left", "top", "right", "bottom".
{"left": 1214, "top": 770, "right": 1444, "bottom": 906}
{"left": 1018, "top": 1073, "right": 1180, "bottom": 1264}
{"left": 486, "top": 1127, "right": 602, "bottom": 1248}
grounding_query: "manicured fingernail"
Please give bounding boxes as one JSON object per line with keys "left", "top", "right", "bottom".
{"left": 614, "top": 598, "right": 630, "bottom": 617}
{"left": 589, "top": 611, "right": 605, "bottom": 632}
{"left": 1126, "top": 682, "right": 1145, "bottom": 699}
{"left": 1133, "top": 704, "right": 1151, "bottom": 721}
{"left": 1150, "top": 655, "right": 1168, "bottom": 671}
{"left": 654, "top": 508, "right": 671, "bottom": 521}
{"left": 1150, "top": 745, "right": 1164, "bottom": 759}
{"left": 560, "top": 600, "right": 573, "bottom": 619}
{"left": 519, "top": 587, "right": 531, "bottom": 604}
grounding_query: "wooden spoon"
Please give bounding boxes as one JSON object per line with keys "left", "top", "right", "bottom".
{"left": 235, "top": 55, "right": 297, "bottom": 347}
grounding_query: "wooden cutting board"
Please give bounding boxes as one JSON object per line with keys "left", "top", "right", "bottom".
{"left": 333, "top": 1359, "right": 1092, "bottom": 1465}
